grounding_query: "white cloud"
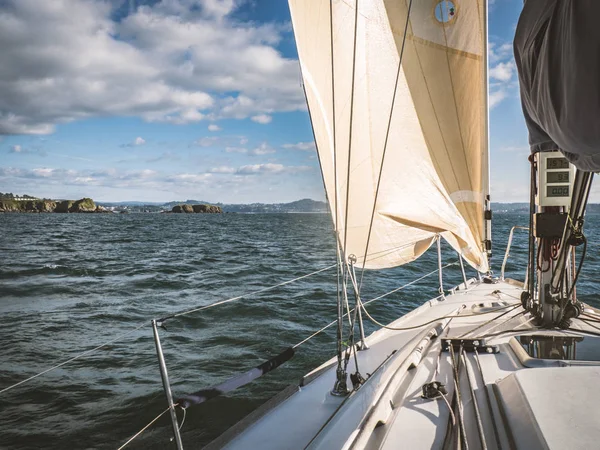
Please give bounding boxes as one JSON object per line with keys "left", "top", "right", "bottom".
{"left": 0, "top": 0, "right": 304, "bottom": 135}
{"left": 489, "top": 90, "right": 508, "bottom": 109}
{"left": 31, "top": 168, "right": 57, "bottom": 177}
{"left": 489, "top": 61, "right": 515, "bottom": 82}
{"left": 282, "top": 142, "right": 315, "bottom": 151}
{"left": 251, "top": 114, "right": 272, "bottom": 124}
{"left": 236, "top": 163, "right": 310, "bottom": 175}
{"left": 134, "top": 136, "right": 146, "bottom": 146}
{"left": 238, "top": 163, "right": 284, "bottom": 174}
{"left": 206, "top": 163, "right": 311, "bottom": 175}
{"left": 489, "top": 42, "right": 512, "bottom": 63}
{"left": 208, "top": 124, "right": 221, "bottom": 131}
{"left": 209, "top": 166, "right": 237, "bottom": 173}
{"left": 10, "top": 145, "right": 22, "bottom": 153}
{"left": 250, "top": 142, "right": 275, "bottom": 155}
{"left": 487, "top": 40, "right": 518, "bottom": 110}
{"left": 168, "top": 173, "right": 213, "bottom": 183}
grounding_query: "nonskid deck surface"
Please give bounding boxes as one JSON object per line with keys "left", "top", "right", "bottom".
{"left": 208, "top": 279, "right": 600, "bottom": 450}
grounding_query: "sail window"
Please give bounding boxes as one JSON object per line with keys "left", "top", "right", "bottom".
{"left": 434, "top": 1, "right": 457, "bottom": 24}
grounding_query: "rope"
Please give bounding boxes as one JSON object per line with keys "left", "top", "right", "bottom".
{"left": 458, "top": 303, "right": 523, "bottom": 339}
{"left": 359, "top": 301, "right": 518, "bottom": 332}
{"left": 0, "top": 322, "right": 147, "bottom": 396}
{"left": 178, "top": 406, "right": 187, "bottom": 432}
{"left": 159, "top": 263, "right": 337, "bottom": 322}
{"left": 117, "top": 404, "right": 175, "bottom": 450}
{"left": 292, "top": 263, "right": 456, "bottom": 349}
{"left": 341, "top": 0, "right": 360, "bottom": 261}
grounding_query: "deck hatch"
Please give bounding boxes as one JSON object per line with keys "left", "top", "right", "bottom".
{"left": 518, "top": 334, "right": 600, "bottom": 361}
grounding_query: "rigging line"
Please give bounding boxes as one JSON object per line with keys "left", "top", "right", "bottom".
{"left": 474, "top": 309, "right": 527, "bottom": 338}
{"left": 329, "top": 0, "right": 339, "bottom": 239}
{"left": 341, "top": 0, "right": 360, "bottom": 262}
{"left": 0, "top": 322, "right": 147, "bottom": 396}
{"left": 494, "top": 291, "right": 523, "bottom": 301}
{"left": 579, "top": 313, "right": 600, "bottom": 324}
{"left": 329, "top": 0, "right": 345, "bottom": 390}
{"left": 473, "top": 348, "right": 503, "bottom": 450}
{"left": 478, "top": 317, "right": 538, "bottom": 340}
{"left": 176, "top": 406, "right": 187, "bottom": 432}
{"left": 461, "top": 349, "right": 488, "bottom": 450}
{"left": 342, "top": 269, "right": 359, "bottom": 374}
{"left": 117, "top": 404, "right": 175, "bottom": 450}
{"left": 357, "top": 0, "right": 414, "bottom": 294}
{"left": 359, "top": 301, "right": 517, "bottom": 332}
{"left": 440, "top": 0, "right": 476, "bottom": 219}
{"left": 159, "top": 263, "right": 337, "bottom": 322}
{"left": 292, "top": 263, "right": 456, "bottom": 349}
{"left": 449, "top": 344, "right": 469, "bottom": 450}
{"left": 439, "top": 391, "right": 456, "bottom": 426}
{"left": 575, "top": 318, "right": 600, "bottom": 333}
{"left": 457, "top": 304, "right": 522, "bottom": 339}
{"left": 343, "top": 262, "right": 364, "bottom": 376}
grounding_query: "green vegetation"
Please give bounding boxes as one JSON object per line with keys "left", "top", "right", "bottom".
{"left": 171, "top": 204, "right": 223, "bottom": 213}
{"left": 0, "top": 197, "right": 105, "bottom": 213}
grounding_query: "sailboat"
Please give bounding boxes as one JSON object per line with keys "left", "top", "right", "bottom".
{"left": 147, "top": 1, "right": 600, "bottom": 448}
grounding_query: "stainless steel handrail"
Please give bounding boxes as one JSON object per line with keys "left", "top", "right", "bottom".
{"left": 501, "top": 226, "right": 530, "bottom": 281}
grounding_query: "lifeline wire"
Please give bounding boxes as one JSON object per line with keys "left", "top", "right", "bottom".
{"left": 0, "top": 322, "right": 147, "bottom": 396}
{"left": 117, "top": 404, "right": 175, "bottom": 450}
{"left": 292, "top": 263, "right": 457, "bottom": 349}
{"left": 0, "top": 262, "right": 345, "bottom": 396}
{"left": 159, "top": 263, "right": 337, "bottom": 322}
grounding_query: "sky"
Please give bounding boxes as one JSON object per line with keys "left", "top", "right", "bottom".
{"left": 0, "top": 0, "right": 585, "bottom": 204}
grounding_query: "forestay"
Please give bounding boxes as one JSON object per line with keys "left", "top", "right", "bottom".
{"left": 289, "top": 0, "right": 489, "bottom": 272}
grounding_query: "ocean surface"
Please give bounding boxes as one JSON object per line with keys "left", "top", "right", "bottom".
{"left": 1, "top": 212, "right": 599, "bottom": 449}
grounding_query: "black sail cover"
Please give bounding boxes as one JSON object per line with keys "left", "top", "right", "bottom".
{"left": 514, "top": 1, "right": 600, "bottom": 171}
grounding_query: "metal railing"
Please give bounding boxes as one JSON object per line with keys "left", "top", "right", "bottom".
{"left": 501, "top": 226, "right": 530, "bottom": 281}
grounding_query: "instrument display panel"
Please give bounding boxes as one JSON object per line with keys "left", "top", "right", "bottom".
{"left": 547, "top": 171, "right": 570, "bottom": 183}
{"left": 546, "top": 157, "right": 570, "bottom": 170}
{"left": 547, "top": 186, "right": 569, "bottom": 197}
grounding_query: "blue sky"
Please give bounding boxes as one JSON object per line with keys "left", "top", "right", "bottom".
{"left": 0, "top": 0, "right": 574, "bottom": 203}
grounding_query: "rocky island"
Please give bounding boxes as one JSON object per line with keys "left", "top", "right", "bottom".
{"left": 0, "top": 196, "right": 109, "bottom": 213}
{"left": 170, "top": 204, "right": 222, "bottom": 213}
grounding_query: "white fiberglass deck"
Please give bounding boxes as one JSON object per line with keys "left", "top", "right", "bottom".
{"left": 206, "top": 279, "right": 600, "bottom": 450}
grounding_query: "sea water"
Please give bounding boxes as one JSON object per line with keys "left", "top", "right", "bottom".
{"left": 0, "top": 212, "right": 598, "bottom": 449}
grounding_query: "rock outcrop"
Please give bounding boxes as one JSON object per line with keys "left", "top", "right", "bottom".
{"left": 54, "top": 200, "right": 74, "bottom": 213}
{"left": 0, "top": 201, "right": 20, "bottom": 212}
{"left": 0, "top": 197, "right": 107, "bottom": 213}
{"left": 171, "top": 203, "right": 223, "bottom": 213}
{"left": 23, "top": 200, "right": 57, "bottom": 212}
{"left": 69, "top": 198, "right": 96, "bottom": 213}
{"left": 192, "top": 204, "right": 222, "bottom": 213}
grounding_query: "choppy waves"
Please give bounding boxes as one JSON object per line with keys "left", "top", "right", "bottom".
{"left": 2, "top": 212, "right": 596, "bottom": 448}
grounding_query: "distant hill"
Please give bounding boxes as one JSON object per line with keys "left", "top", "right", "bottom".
{"left": 96, "top": 198, "right": 329, "bottom": 213}
{"left": 492, "top": 203, "right": 600, "bottom": 213}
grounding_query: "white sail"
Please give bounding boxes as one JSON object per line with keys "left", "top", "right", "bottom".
{"left": 289, "top": 0, "right": 489, "bottom": 272}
